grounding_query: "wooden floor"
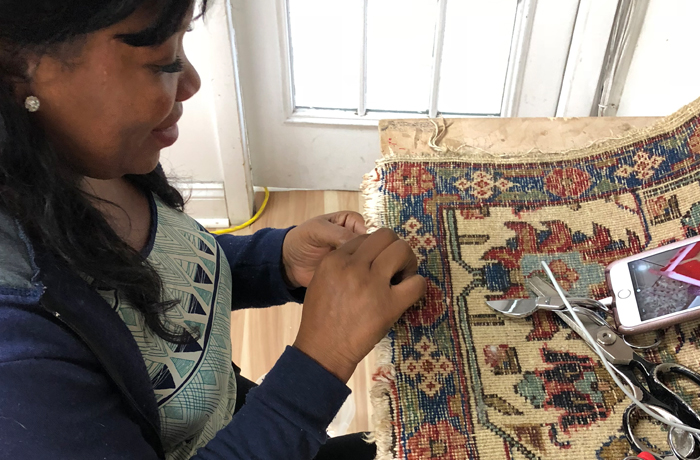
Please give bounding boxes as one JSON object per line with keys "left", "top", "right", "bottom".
{"left": 230, "top": 191, "right": 375, "bottom": 434}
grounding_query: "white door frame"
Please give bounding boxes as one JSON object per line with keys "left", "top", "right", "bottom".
{"left": 595, "top": 0, "right": 650, "bottom": 117}
{"left": 201, "top": 0, "right": 256, "bottom": 225}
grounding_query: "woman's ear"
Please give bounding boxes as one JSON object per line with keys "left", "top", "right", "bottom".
{"left": 20, "top": 53, "right": 63, "bottom": 108}
{"left": 24, "top": 58, "right": 39, "bottom": 80}
{"left": 0, "top": 49, "right": 38, "bottom": 103}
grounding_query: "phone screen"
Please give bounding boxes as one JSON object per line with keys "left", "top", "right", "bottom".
{"left": 628, "top": 242, "right": 700, "bottom": 321}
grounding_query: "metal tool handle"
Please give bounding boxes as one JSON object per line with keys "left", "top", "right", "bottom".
{"left": 624, "top": 404, "right": 700, "bottom": 459}
{"left": 527, "top": 277, "right": 610, "bottom": 312}
{"left": 651, "top": 363, "right": 700, "bottom": 430}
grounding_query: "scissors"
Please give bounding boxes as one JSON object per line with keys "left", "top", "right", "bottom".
{"left": 486, "top": 277, "right": 700, "bottom": 458}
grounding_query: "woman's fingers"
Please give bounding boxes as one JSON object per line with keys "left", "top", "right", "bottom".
{"left": 371, "top": 239, "right": 418, "bottom": 281}
{"left": 325, "top": 211, "right": 368, "bottom": 235}
{"left": 295, "top": 226, "right": 425, "bottom": 383}
{"left": 314, "top": 218, "right": 362, "bottom": 249}
{"left": 337, "top": 233, "right": 370, "bottom": 255}
{"left": 352, "top": 228, "right": 398, "bottom": 264}
{"left": 391, "top": 274, "right": 427, "bottom": 312}
{"left": 371, "top": 239, "right": 425, "bottom": 311}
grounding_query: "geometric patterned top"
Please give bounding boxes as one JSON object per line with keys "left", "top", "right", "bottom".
{"left": 96, "top": 195, "right": 236, "bottom": 460}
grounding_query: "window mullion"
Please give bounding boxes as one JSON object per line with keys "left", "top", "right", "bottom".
{"left": 428, "top": 0, "right": 448, "bottom": 118}
{"left": 501, "top": 0, "right": 537, "bottom": 117}
{"left": 358, "top": 0, "right": 369, "bottom": 116}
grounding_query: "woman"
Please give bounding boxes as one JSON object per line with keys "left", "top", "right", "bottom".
{"left": 0, "top": 1, "right": 425, "bottom": 459}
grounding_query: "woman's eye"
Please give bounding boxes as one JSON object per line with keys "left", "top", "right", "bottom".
{"left": 158, "top": 57, "right": 184, "bottom": 74}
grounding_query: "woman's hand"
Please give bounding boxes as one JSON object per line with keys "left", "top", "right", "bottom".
{"left": 282, "top": 211, "right": 367, "bottom": 288}
{"left": 293, "top": 228, "right": 427, "bottom": 383}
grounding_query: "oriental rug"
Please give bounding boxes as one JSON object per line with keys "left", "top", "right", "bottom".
{"left": 362, "top": 100, "right": 700, "bottom": 460}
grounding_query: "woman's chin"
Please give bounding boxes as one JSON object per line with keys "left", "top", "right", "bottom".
{"left": 99, "top": 155, "right": 162, "bottom": 179}
{"left": 134, "top": 152, "right": 162, "bottom": 175}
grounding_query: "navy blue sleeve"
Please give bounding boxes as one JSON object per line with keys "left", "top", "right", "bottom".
{"left": 192, "top": 347, "right": 351, "bottom": 460}
{"left": 0, "top": 302, "right": 350, "bottom": 460}
{"left": 214, "top": 228, "right": 306, "bottom": 309}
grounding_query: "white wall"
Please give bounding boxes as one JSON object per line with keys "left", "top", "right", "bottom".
{"left": 160, "top": 26, "right": 223, "bottom": 183}
{"left": 617, "top": 0, "right": 700, "bottom": 116}
{"left": 158, "top": 5, "right": 257, "bottom": 228}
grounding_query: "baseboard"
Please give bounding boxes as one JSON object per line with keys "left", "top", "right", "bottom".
{"left": 173, "top": 182, "right": 230, "bottom": 229}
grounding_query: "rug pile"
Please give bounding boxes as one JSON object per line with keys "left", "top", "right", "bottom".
{"left": 363, "top": 100, "right": 700, "bottom": 459}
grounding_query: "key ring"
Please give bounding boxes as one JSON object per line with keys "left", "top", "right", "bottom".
{"left": 669, "top": 426, "right": 700, "bottom": 460}
{"left": 623, "top": 331, "right": 662, "bottom": 350}
{"left": 624, "top": 405, "right": 700, "bottom": 460}
{"left": 624, "top": 405, "right": 682, "bottom": 459}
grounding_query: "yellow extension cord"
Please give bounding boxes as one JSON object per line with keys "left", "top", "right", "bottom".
{"left": 211, "top": 187, "right": 270, "bottom": 235}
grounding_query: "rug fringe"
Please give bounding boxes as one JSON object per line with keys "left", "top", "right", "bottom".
{"left": 377, "top": 94, "right": 700, "bottom": 164}
{"left": 361, "top": 168, "right": 397, "bottom": 460}
{"left": 361, "top": 167, "right": 385, "bottom": 232}
{"left": 367, "top": 337, "right": 396, "bottom": 460}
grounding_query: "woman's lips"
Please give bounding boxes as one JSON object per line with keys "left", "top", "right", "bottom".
{"left": 151, "top": 123, "right": 179, "bottom": 147}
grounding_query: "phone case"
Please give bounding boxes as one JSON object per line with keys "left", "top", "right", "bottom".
{"left": 612, "top": 308, "right": 700, "bottom": 335}
{"left": 606, "top": 237, "right": 700, "bottom": 335}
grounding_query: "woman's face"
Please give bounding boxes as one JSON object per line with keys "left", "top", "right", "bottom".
{"left": 28, "top": 5, "right": 201, "bottom": 179}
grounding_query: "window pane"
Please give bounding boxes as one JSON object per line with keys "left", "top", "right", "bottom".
{"left": 438, "top": 0, "right": 518, "bottom": 115}
{"left": 366, "top": 0, "right": 437, "bottom": 112}
{"left": 288, "top": 0, "right": 363, "bottom": 110}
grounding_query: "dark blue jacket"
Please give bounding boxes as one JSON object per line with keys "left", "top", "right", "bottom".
{"left": 0, "top": 211, "right": 350, "bottom": 459}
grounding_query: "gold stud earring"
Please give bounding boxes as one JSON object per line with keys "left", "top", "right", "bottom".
{"left": 24, "top": 96, "right": 40, "bottom": 113}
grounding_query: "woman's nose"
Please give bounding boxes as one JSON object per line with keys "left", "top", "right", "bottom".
{"left": 176, "top": 56, "right": 201, "bottom": 102}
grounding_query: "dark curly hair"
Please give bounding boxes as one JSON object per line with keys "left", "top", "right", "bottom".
{"left": 0, "top": 0, "right": 209, "bottom": 343}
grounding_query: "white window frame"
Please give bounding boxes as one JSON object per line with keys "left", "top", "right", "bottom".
{"left": 556, "top": 0, "right": 623, "bottom": 117}
{"left": 209, "top": 0, "right": 643, "bottom": 215}
{"left": 274, "top": 0, "right": 623, "bottom": 126}
{"left": 187, "top": 0, "right": 255, "bottom": 225}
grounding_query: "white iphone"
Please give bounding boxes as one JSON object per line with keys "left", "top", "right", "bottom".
{"left": 606, "top": 235, "right": 700, "bottom": 334}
